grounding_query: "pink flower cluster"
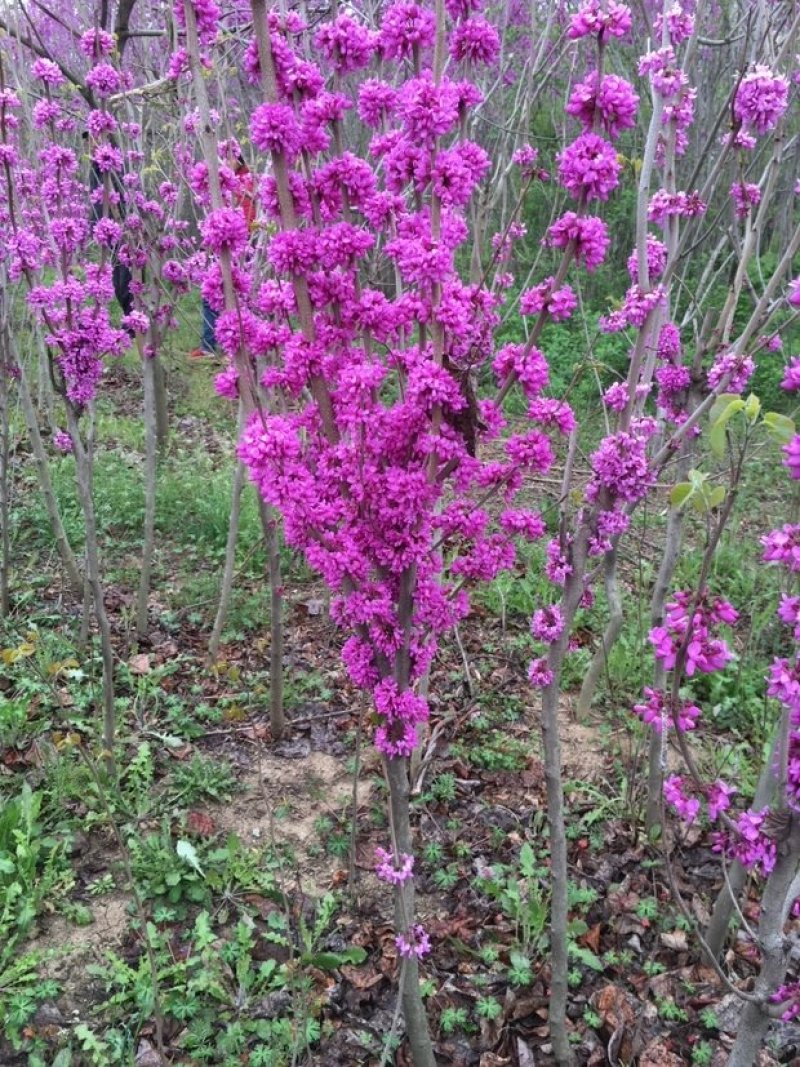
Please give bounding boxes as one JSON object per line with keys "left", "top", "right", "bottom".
{"left": 733, "top": 65, "right": 789, "bottom": 136}
{"left": 545, "top": 212, "right": 609, "bottom": 272}
{"left": 649, "top": 590, "right": 737, "bottom": 676}
{"left": 375, "top": 847, "right": 415, "bottom": 885}
{"left": 567, "top": 0, "right": 632, "bottom": 40}
{"left": 633, "top": 688, "right": 700, "bottom": 734}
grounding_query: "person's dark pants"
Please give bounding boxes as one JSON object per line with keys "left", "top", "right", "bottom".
{"left": 201, "top": 299, "right": 218, "bottom": 353}
{"left": 112, "top": 262, "right": 133, "bottom": 317}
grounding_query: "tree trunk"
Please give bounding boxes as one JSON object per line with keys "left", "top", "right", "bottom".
{"left": 208, "top": 459, "right": 246, "bottom": 663}
{"left": 14, "top": 341, "right": 83, "bottom": 595}
{"left": 576, "top": 548, "right": 622, "bottom": 721}
{"left": 705, "top": 733, "right": 779, "bottom": 959}
{"left": 385, "top": 756, "right": 436, "bottom": 1067}
{"left": 136, "top": 353, "right": 158, "bottom": 639}
{"left": 541, "top": 678, "right": 574, "bottom": 1066}
{"left": 0, "top": 322, "right": 11, "bottom": 615}
{"left": 66, "top": 404, "right": 116, "bottom": 776}
{"left": 726, "top": 824, "right": 800, "bottom": 1067}
{"left": 153, "top": 354, "right": 169, "bottom": 451}
{"left": 259, "top": 499, "right": 285, "bottom": 740}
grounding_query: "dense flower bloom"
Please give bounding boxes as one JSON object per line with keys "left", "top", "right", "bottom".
{"left": 654, "top": 3, "right": 694, "bottom": 45}
{"left": 664, "top": 775, "right": 700, "bottom": 823}
{"left": 201, "top": 209, "right": 248, "bottom": 254}
{"left": 528, "top": 657, "right": 554, "bottom": 687}
{"left": 566, "top": 72, "right": 639, "bottom": 139}
{"left": 568, "top": 0, "right": 632, "bottom": 39}
{"left": 250, "top": 103, "right": 303, "bottom": 161}
{"left": 714, "top": 809, "right": 776, "bottom": 876}
{"left": 782, "top": 358, "right": 800, "bottom": 392}
{"left": 396, "top": 924, "right": 431, "bottom": 959}
{"left": 315, "top": 15, "right": 375, "bottom": 72}
{"left": 450, "top": 17, "right": 500, "bottom": 64}
{"left": 707, "top": 780, "right": 736, "bottom": 821}
{"left": 784, "top": 435, "right": 800, "bottom": 480}
{"left": 633, "top": 688, "right": 700, "bottom": 733}
{"left": 175, "top": 0, "right": 220, "bottom": 44}
{"left": 84, "top": 62, "right": 122, "bottom": 97}
{"left": 638, "top": 47, "right": 687, "bottom": 98}
{"left": 730, "top": 181, "right": 761, "bottom": 218}
{"left": 379, "top": 0, "right": 436, "bottom": 58}
{"left": 375, "top": 847, "right": 415, "bottom": 884}
{"left": 649, "top": 590, "right": 737, "bottom": 676}
{"left": 762, "top": 525, "right": 800, "bottom": 571}
{"left": 557, "top": 133, "right": 621, "bottom": 201}
{"left": 734, "top": 65, "right": 789, "bottom": 135}
{"left": 531, "top": 604, "right": 565, "bottom": 644}
{"left": 52, "top": 430, "right": 73, "bottom": 453}
{"left": 588, "top": 431, "right": 651, "bottom": 503}
{"left": 788, "top": 277, "right": 800, "bottom": 308}
{"left": 32, "top": 59, "right": 66, "bottom": 86}
{"left": 520, "top": 279, "right": 577, "bottom": 321}
{"left": 626, "top": 235, "right": 667, "bottom": 281}
{"left": 648, "top": 189, "right": 706, "bottom": 224}
{"left": 707, "top": 351, "right": 754, "bottom": 394}
{"left": 79, "top": 28, "right": 116, "bottom": 58}
{"left": 546, "top": 212, "right": 609, "bottom": 272}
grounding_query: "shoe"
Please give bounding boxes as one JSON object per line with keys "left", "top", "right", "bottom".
{"left": 189, "top": 347, "right": 211, "bottom": 361}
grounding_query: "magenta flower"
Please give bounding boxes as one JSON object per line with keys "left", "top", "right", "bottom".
{"left": 557, "top": 133, "right": 621, "bottom": 202}
{"left": 734, "top": 66, "right": 789, "bottom": 135}
{"left": 450, "top": 17, "right": 500, "bottom": 65}
{"left": 53, "top": 430, "right": 73, "bottom": 453}
{"left": 250, "top": 103, "right": 303, "bottom": 161}
{"left": 566, "top": 71, "right": 639, "bottom": 140}
{"left": 315, "top": 15, "right": 375, "bottom": 72}
{"left": 379, "top": 0, "right": 436, "bottom": 58}
{"left": 375, "top": 847, "right": 415, "bottom": 885}
{"left": 531, "top": 604, "right": 565, "bottom": 644}
{"left": 395, "top": 924, "right": 431, "bottom": 959}
{"left": 567, "top": 0, "right": 632, "bottom": 40}
{"left": 546, "top": 212, "right": 609, "bottom": 272}
{"left": 730, "top": 181, "right": 761, "bottom": 218}
{"left": 664, "top": 775, "right": 700, "bottom": 823}
{"left": 528, "top": 657, "right": 554, "bottom": 688}
{"left": 784, "top": 435, "right": 800, "bottom": 481}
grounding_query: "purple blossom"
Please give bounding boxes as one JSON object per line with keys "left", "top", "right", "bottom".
{"left": 557, "top": 133, "right": 621, "bottom": 202}
{"left": 546, "top": 212, "right": 609, "bottom": 272}
{"left": 734, "top": 66, "right": 789, "bottom": 136}
{"left": 664, "top": 775, "right": 700, "bottom": 823}
{"left": 528, "top": 657, "right": 554, "bottom": 687}
{"left": 450, "top": 17, "right": 500, "bottom": 65}
{"left": 531, "top": 604, "right": 565, "bottom": 644}
{"left": 395, "top": 924, "right": 431, "bottom": 959}
{"left": 566, "top": 71, "right": 639, "bottom": 140}
{"left": 567, "top": 0, "right": 632, "bottom": 40}
{"left": 375, "top": 847, "right": 415, "bottom": 885}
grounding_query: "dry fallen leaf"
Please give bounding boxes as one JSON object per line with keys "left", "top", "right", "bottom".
{"left": 660, "top": 929, "right": 689, "bottom": 952}
{"left": 128, "top": 653, "right": 152, "bottom": 675}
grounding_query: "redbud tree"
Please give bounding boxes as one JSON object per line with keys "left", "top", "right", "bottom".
{"left": 174, "top": 0, "right": 800, "bottom": 1060}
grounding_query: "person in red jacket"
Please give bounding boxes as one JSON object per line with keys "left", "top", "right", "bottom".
{"left": 190, "top": 154, "right": 255, "bottom": 360}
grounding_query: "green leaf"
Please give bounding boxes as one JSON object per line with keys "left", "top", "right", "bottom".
{"left": 707, "top": 486, "right": 726, "bottom": 509}
{"left": 176, "top": 839, "right": 204, "bottom": 877}
{"left": 519, "top": 841, "right": 537, "bottom": 877}
{"left": 744, "top": 393, "right": 761, "bottom": 424}
{"left": 669, "top": 483, "right": 693, "bottom": 509}
{"left": 303, "top": 946, "right": 367, "bottom": 970}
{"left": 709, "top": 421, "right": 728, "bottom": 459}
{"left": 763, "top": 411, "right": 796, "bottom": 445}
{"left": 708, "top": 395, "right": 745, "bottom": 457}
{"left": 709, "top": 393, "right": 745, "bottom": 426}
